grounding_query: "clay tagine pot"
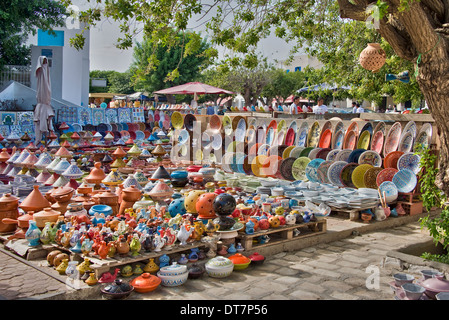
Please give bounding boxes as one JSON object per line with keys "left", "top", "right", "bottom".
{"left": 119, "top": 185, "right": 142, "bottom": 216}
{"left": 34, "top": 207, "right": 61, "bottom": 229}
{"left": 19, "top": 185, "right": 51, "bottom": 213}
{"left": 0, "top": 193, "right": 20, "bottom": 233}
{"left": 130, "top": 273, "right": 161, "bottom": 293}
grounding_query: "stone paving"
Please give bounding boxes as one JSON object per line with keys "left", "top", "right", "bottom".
{"left": 0, "top": 216, "right": 438, "bottom": 300}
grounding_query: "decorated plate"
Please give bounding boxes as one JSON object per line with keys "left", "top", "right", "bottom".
{"left": 316, "top": 148, "right": 332, "bottom": 160}
{"left": 308, "top": 147, "right": 322, "bottom": 160}
{"left": 317, "top": 160, "right": 334, "bottom": 184}
{"left": 307, "top": 121, "right": 321, "bottom": 148}
{"left": 285, "top": 127, "right": 296, "bottom": 146}
{"left": 346, "top": 121, "right": 359, "bottom": 136}
{"left": 266, "top": 127, "right": 275, "bottom": 145}
{"left": 260, "top": 155, "right": 282, "bottom": 177}
{"left": 305, "top": 158, "right": 325, "bottom": 183}
{"left": 321, "top": 120, "right": 332, "bottom": 135}
{"left": 299, "top": 146, "right": 314, "bottom": 158}
{"left": 357, "top": 130, "right": 371, "bottom": 150}
{"left": 384, "top": 151, "right": 404, "bottom": 169}
{"left": 419, "top": 123, "right": 433, "bottom": 141}
{"left": 257, "top": 143, "right": 271, "bottom": 156}
{"left": 296, "top": 127, "right": 308, "bottom": 147}
{"left": 358, "top": 150, "right": 382, "bottom": 167}
{"left": 327, "top": 161, "right": 347, "bottom": 187}
{"left": 373, "top": 121, "right": 386, "bottom": 136}
{"left": 275, "top": 130, "right": 285, "bottom": 145}
{"left": 267, "top": 119, "right": 277, "bottom": 133}
{"left": 171, "top": 111, "right": 184, "bottom": 129}
{"left": 282, "top": 145, "right": 296, "bottom": 159}
{"left": 348, "top": 148, "right": 366, "bottom": 164}
{"left": 364, "top": 167, "right": 383, "bottom": 189}
{"left": 177, "top": 129, "right": 189, "bottom": 145}
{"left": 292, "top": 157, "right": 311, "bottom": 181}
{"left": 326, "top": 149, "right": 340, "bottom": 161}
{"left": 120, "top": 130, "right": 130, "bottom": 139}
{"left": 277, "top": 119, "right": 287, "bottom": 132}
{"left": 223, "top": 115, "right": 233, "bottom": 136}
{"left": 135, "top": 130, "right": 145, "bottom": 141}
{"left": 209, "top": 114, "right": 222, "bottom": 131}
{"left": 379, "top": 181, "right": 398, "bottom": 203}
{"left": 246, "top": 128, "right": 257, "bottom": 144}
{"left": 339, "top": 163, "right": 358, "bottom": 188}
{"left": 384, "top": 122, "right": 402, "bottom": 156}
{"left": 72, "top": 123, "right": 83, "bottom": 132}
{"left": 319, "top": 129, "right": 332, "bottom": 148}
{"left": 414, "top": 130, "right": 429, "bottom": 151}
{"left": 370, "top": 130, "right": 384, "bottom": 154}
{"left": 351, "top": 164, "right": 373, "bottom": 189}
{"left": 232, "top": 116, "right": 245, "bottom": 130}
{"left": 376, "top": 168, "right": 398, "bottom": 187}
{"left": 288, "top": 120, "right": 298, "bottom": 132}
{"left": 360, "top": 122, "right": 373, "bottom": 136}
{"left": 211, "top": 133, "right": 223, "bottom": 151}
{"left": 392, "top": 169, "right": 418, "bottom": 193}
{"left": 251, "top": 155, "right": 268, "bottom": 177}
{"left": 335, "top": 149, "right": 353, "bottom": 162}
{"left": 343, "top": 130, "right": 357, "bottom": 150}
{"left": 398, "top": 131, "right": 414, "bottom": 153}
{"left": 332, "top": 130, "right": 345, "bottom": 150}
{"left": 235, "top": 118, "right": 247, "bottom": 142}
{"left": 402, "top": 121, "right": 417, "bottom": 140}
{"left": 397, "top": 152, "right": 421, "bottom": 175}
{"left": 184, "top": 114, "right": 197, "bottom": 131}
{"left": 289, "top": 146, "right": 305, "bottom": 159}
{"left": 280, "top": 157, "right": 296, "bottom": 181}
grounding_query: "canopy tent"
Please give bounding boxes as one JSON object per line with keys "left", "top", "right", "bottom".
{"left": 127, "top": 92, "right": 151, "bottom": 101}
{"left": 297, "top": 83, "right": 351, "bottom": 93}
{"left": 154, "top": 82, "right": 234, "bottom": 95}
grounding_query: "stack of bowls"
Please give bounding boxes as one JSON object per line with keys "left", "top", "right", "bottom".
{"left": 205, "top": 256, "right": 234, "bottom": 278}
{"left": 157, "top": 262, "right": 189, "bottom": 287}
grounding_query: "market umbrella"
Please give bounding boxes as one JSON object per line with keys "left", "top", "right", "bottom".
{"left": 154, "top": 82, "right": 234, "bottom": 95}
{"left": 33, "top": 56, "right": 55, "bottom": 144}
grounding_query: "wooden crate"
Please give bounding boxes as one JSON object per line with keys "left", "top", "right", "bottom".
{"left": 237, "top": 219, "right": 327, "bottom": 250}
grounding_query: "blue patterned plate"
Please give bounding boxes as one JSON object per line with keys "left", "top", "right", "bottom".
{"left": 397, "top": 152, "right": 421, "bottom": 174}
{"left": 135, "top": 130, "right": 145, "bottom": 141}
{"left": 327, "top": 161, "right": 347, "bottom": 187}
{"left": 379, "top": 181, "right": 398, "bottom": 203}
{"left": 326, "top": 149, "right": 340, "bottom": 161}
{"left": 332, "top": 130, "right": 344, "bottom": 149}
{"left": 335, "top": 149, "right": 352, "bottom": 162}
{"left": 305, "top": 158, "right": 325, "bottom": 183}
{"left": 296, "top": 127, "right": 308, "bottom": 147}
{"left": 392, "top": 169, "right": 417, "bottom": 193}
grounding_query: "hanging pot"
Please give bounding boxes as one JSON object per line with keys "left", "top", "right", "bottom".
{"left": 359, "top": 43, "right": 386, "bottom": 72}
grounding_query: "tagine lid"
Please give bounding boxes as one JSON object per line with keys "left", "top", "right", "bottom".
{"left": 51, "top": 186, "right": 74, "bottom": 197}
{"left": 130, "top": 273, "right": 161, "bottom": 290}
{"left": 228, "top": 253, "right": 251, "bottom": 265}
{"left": 0, "top": 193, "right": 19, "bottom": 203}
{"left": 35, "top": 207, "right": 61, "bottom": 218}
{"left": 421, "top": 275, "right": 449, "bottom": 292}
{"left": 0, "top": 148, "right": 10, "bottom": 162}
{"left": 55, "top": 146, "right": 72, "bottom": 158}
{"left": 19, "top": 185, "right": 51, "bottom": 210}
{"left": 248, "top": 252, "right": 265, "bottom": 261}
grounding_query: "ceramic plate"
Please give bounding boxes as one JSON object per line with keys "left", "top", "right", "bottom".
{"left": 376, "top": 168, "right": 398, "bottom": 187}
{"left": 351, "top": 164, "right": 373, "bottom": 189}
{"left": 398, "top": 131, "right": 414, "bottom": 153}
{"left": 384, "top": 122, "right": 402, "bottom": 156}
{"left": 223, "top": 115, "right": 233, "bottom": 136}
{"left": 370, "top": 130, "right": 384, "bottom": 154}
{"left": 332, "top": 130, "right": 344, "bottom": 150}
{"left": 327, "top": 161, "right": 347, "bottom": 187}
{"left": 358, "top": 150, "right": 382, "bottom": 167}
{"left": 176, "top": 129, "right": 188, "bottom": 144}
{"left": 360, "top": 122, "right": 373, "bottom": 136}
{"left": 317, "top": 160, "right": 334, "bottom": 184}
{"left": 209, "top": 114, "right": 222, "bottom": 131}
{"left": 326, "top": 149, "right": 340, "bottom": 161}
{"left": 402, "top": 121, "right": 417, "bottom": 140}
{"left": 343, "top": 130, "right": 357, "bottom": 150}
{"left": 171, "top": 111, "right": 184, "bottom": 129}
{"left": 282, "top": 145, "right": 296, "bottom": 159}
{"left": 335, "top": 149, "right": 353, "bottom": 162}
{"left": 348, "top": 148, "right": 366, "bottom": 164}
{"left": 222, "top": 152, "right": 235, "bottom": 173}
{"left": 392, "top": 169, "right": 418, "bottom": 193}
{"left": 397, "top": 152, "right": 421, "bottom": 175}
{"left": 346, "top": 121, "right": 359, "bottom": 136}
{"left": 296, "top": 127, "right": 308, "bottom": 147}
{"left": 280, "top": 157, "right": 296, "bottom": 181}
{"left": 333, "top": 120, "right": 344, "bottom": 133}
{"left": 266, "top": 127, "right": 275, "bottom": 145}
{"left": 321, "top": 120, "right": 332, "bottom": 134}
{"left": 289, "top": 120, "right": 298, "bottom": 132}
{"left": 285, "top": 128, "right": 296, "bottom": 146}
{"left": 319, "top": 129, "right": 332, "bottom": 148}
{"left": 276, "top": 130, "right": 285, "bottom": 145}
{"left": 260, "top": 155, "right": 282, "bottom": 177}
{"left": 184, "top": 114, "right": 196, "bottom": 131}
{"left": 364, "top": 167, "right": 383, "bottom": 189}
{"left": 379, "top": 181, "right": 398, "bottom": 203}
{"left": 268, "top": 145, "right": 288, "bottom": 159}
{"left": 135, "top": 130, "right": 145, "bottom": 141}
{"left": 232, "top": 116, "right": 245, "bottom": 130}
{"left": 292, "top": 157, "right": 311, "bottom": 181}
{"left": 299, "top": 147, "right": 314, "bottom": 158}
{"left": 246, "top": 128, "right": 257, "bottom": 144}
{"left": 339, "top": 163, "right": 358, "bottom": 188}
{"left": 414, "top": 130, "right": 429, "bottom": 151}
{"left": 316, "top": 148, "right": 332, "bottom": 160}
{"left": 235, "top": 118, "right": 247, "bottom": 142}
{"left": 267, "top": 119, "right": 277, "bottom": 133}
{"left": 211, "top": 133, "right": 222, "bottom": 150}
{"left": 257, "top": 143, "right": 270, "bottom": 156}
{"left": 305, "top": 158, "right": 325, "bottom": 183}
{"left": 251, "top": 155, "right": 268, "bottom": 177}
{"left": 72, "top": 123, "right": 83, "bottom": 132}
{"left": 307, "top": 121, "right": 321, "bottom": 148}
{"left": 384, "top": 151, "right": 404, "bottom": 169}
{"left": 373, "top": 121, "right": 386, "bottom": 136}
{"left": 308, "top": 147, "right": 322, "bottom": 160}
{"left": 277, "top": 119, "right": 286, "bottom": 132}
{"left": 289, "top": 146, "right": 305, "bottom": 159}
{"left": 357, "top": 130, "right": 371, "bottom": 150}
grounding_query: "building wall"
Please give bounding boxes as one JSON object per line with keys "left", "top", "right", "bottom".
{"left": 277, "top": 54, "right": 324, "bottom": 72}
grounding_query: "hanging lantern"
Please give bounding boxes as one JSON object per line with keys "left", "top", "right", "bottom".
{"left": 359, "top": 43, "right": 386, "bottom": 72}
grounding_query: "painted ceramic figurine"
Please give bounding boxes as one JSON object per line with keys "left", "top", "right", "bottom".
{"left": 177, "top": 223, "right": 194, "bottom": 246}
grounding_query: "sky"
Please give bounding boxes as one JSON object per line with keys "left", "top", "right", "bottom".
{"left": 71, "top": 0, "right": 295, "bottom": 72}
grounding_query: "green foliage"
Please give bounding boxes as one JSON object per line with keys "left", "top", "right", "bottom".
{"left": 261, "top": 69, "right": 308, "bottom": 103}
{"left": 89, "top": 70, "right": 134, "bottom": 94}
{"left": 417, "top": 146, "right": 449, "bottom": 262}
{"left": 130, "top": 30, "right": 214, "bottom": 93}
{"left": 0, "top": 0, "right": 67, "bottom": 68}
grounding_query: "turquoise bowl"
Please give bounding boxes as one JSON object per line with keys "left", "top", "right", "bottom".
{"left": 89, "top": 204, "right": 113, "bottom": 217}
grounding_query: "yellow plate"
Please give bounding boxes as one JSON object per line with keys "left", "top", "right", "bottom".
{"left": 357, "top": 130, "right": 371, "bottom": 150}
{"left": 171, "top": 111, "right": 184, "bottom": 129}
{"left": 282, "top": 146, "right": 295, "bottom": 159}
{"left": 277, "top": 119, "right": 286, "bottom": 132}
{"left": 351, "top": 164, "right": 373, "bottom": 188}
{"left": 251, "top": 155, "right": 268, "bottom": 177}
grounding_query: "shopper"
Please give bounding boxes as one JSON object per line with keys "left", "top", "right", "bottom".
{"left": 312, "top": 97, "right": 328, "bottom": 114}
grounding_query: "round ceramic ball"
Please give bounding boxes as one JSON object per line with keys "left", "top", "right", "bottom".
{"left": 212, "top": 193, "right": 237, "bottom": 217}
{"left": 168, "top": 198, "right": 186, "bottom": 217}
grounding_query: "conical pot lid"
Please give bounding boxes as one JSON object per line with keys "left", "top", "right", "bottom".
{"left": 62, "top": 161, "right": 84, "bottom": 178}
{"left": 112, "top": 146, "right": 127, "bottom": 158}
{"left": 148, "top": 180, "right": 173, "bottom": 196}
{"left": 34, "top": 152, "right": 52, "bottom": 169}
{"left": 86, "top": 162, "right": 106, "bottom": 181}
{"left": 422, "top": 275, "right": 449, "bottom": 292}
{"left": 19, "top": 185, "right": 51, "bottom": 211}
{"left": 53, "top": 158, "right": 71, "bottom": 175}
{"left": 0, "top": 193, "right": 19, "bottom": 204}
{"left": 55, "top": 146, "right": 72, "bottom": 158}
{"left": 23, "top": 152, "right": 39, "bottom": 167}
{"left": 127, "top": 144, "right": 141, "bottom": 155}
{"left": 103, "top": 169, "right": 124, "bottom": 184}
{"left": 130, "top": 273, "right": 161, "bottom": 289}
{"left": 151, "top": 165, "right": 171, "bottom": 180}
{"left": 0, "top": 148, "right": 10, "bottom": 162}
{"left": 102, "top": 154, "right": 113, "bottom": 163}
{"left": 14, "top": 149, "right": 30, "bottom": 165}
{"left": 151, "top": 144, "right": 166, "bottom": 156}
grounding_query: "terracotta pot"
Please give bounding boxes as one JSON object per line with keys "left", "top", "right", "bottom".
{"left": 34, "top": 208, "right": 61, "bottom": 228}
{"left": 0, "top": 193, "right": 19, "bottom": 233}
{"left": 19, "top": 185, "right": 51, "bottom": 213}
{"left": 52, "top": 186, "right": 75, "bottom": 203}
{"left": 359, "top": 43, "right": 386, "bottom": 72}
{"left": 130, "top": 273, "right": 161, "bottom": 293}
{"left": 2, "top": 211, "right": 34, "bottom": 230}
{"left": 122, "top": 185, "right": 142, "bottom": 202}
{"left": 85, "top": 162, "right": 106, "bottom": 184}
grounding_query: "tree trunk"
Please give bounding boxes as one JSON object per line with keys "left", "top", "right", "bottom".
{"left": 337, "top": 0, "right": 449, "bottom": 196}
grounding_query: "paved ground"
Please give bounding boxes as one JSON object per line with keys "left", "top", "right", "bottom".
{"left": 0, "top": 213, "right": 440, "bottom": 301}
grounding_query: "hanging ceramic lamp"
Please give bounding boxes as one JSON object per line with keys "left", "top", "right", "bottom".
{"left": 359, "top": 43, "right": 386, "bottom": 73}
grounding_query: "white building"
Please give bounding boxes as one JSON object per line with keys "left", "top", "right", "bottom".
{"left": 277, "top": 54, "right": 324, "bottom": 73}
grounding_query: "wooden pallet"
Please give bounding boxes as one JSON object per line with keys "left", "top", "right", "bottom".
{"left": 236, "top": 219, "right": 327, "bottom": 250}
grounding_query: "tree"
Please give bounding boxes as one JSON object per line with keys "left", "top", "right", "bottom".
{"left": 129, "top": 30, "right": 215, "bottom": 98}
{"left": 66, "top": 0, "right": 449, "bottom": 195}
{"left": 89, "top": 70, "right": 134, "bottom": 94}
{"left": 0, "top": 0, "right": 67, "bottom": 68}
{"left": 261, "top": 68, "right": 308, "bottom": 105}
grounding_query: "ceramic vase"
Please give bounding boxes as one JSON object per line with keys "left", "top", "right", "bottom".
{"left": 25, "top": 220, "right": 41, "bottom": 247}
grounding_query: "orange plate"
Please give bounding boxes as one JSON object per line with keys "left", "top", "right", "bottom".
{"left": 319, "top": 129, "right": 332, "bottom": 148}
{"left": 384, "top": 151, "right": 404, "bottom": 169}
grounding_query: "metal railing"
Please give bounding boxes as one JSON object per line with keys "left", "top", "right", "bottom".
{"left": 0, "top": 65, "right": 31, "bottom": 88}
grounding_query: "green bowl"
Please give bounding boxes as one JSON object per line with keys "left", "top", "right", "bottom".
{"left": 233, "top": 262, "right": 251, "bottom": 271}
